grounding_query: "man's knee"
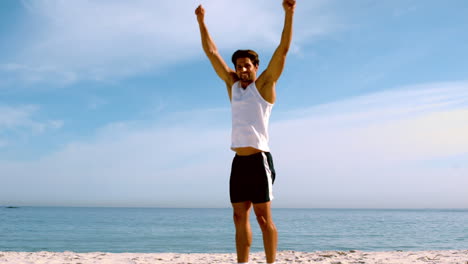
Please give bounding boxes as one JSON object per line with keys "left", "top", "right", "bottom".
{"left": 232, "top": 202, "right": 252, "bottom": 225}
{"left": 253, "top": 202, "right": 275, "bottom": 230}
{"left": 233, "top": 210, "right": 249, "bottom": 224}
{"left": 256, "top": 214, "right": 275, "bottom": 230}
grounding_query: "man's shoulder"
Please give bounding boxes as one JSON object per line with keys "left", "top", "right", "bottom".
{"left": 230, "top": 72, "right": 239, "bottom": 83}
{"left": 255, "top": 72, "right": 276, "bottom": 89}
{"left": 226, "top": 73, "right": 239, "bottom": 87}
{"left": 254, "top": 72, "right": 276, "bottom": 104}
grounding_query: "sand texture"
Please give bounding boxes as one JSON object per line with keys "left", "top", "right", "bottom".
{"left": 1, "top": 250, "right": 467, "bottom": 264}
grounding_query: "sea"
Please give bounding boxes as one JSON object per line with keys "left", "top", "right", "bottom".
{"left": 1, "top": 207, "right": 467, "bottom": 253}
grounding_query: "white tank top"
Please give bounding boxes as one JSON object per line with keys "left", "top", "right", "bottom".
{"left": 231, "top": 81, "right": 273, "bottom": 152}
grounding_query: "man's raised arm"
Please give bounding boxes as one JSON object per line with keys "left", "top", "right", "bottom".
{"left": 195, "top": 5, "right": 236, "bottom": 88}
{"left": 260, "top": 0, "right": 296, "bottom": 83}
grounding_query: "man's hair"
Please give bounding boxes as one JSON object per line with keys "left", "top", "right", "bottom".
{"left": 231, "top": 49, "right": 260, "bottom": 67}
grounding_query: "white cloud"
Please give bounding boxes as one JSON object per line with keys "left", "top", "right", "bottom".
{"left": 3, "top": 0, "right": 337, "bottom": 84}
{"left": 273, "top": 82, "right": 468, "bottom": 166}
{"left": 0, "top": 63, "right": 78, "bottom": 85}
{"left": 1, "top": 81, "right": 467, "bottom": 208}
{"left": 0, "top": 113, "right": 232, "bottom": 207}
{"left": 0, "top": 105, "right": 63, "bottom": 146}
{"left": 271, "top": 81, "right": 468, "bottom": 208}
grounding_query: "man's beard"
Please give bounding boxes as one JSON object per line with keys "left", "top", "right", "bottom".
{"left": 240, "top": 73, "right": 251, "bottom": 81}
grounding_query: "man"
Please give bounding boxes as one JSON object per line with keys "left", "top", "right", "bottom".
{"left": 195, "top": 1, "right": 295, "bottom": 263}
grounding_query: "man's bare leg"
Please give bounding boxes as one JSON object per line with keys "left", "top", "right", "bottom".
{"left": 253, "top": 201, "right": 277, "bottom": 264}
{"left": 232, "top": 201, "right": 253, "bottom": 263}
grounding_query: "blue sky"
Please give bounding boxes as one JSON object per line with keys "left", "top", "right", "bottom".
{"left": 1, "top": 0, "right": 467, "bottom": 208}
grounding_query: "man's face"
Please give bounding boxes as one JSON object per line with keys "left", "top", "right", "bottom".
{"left": 235, "top": 57, "right": 258, "bottom": 83}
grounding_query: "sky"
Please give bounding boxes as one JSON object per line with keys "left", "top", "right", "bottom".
{"left": 1, "top": 0, "right": 467, "bottom": 208}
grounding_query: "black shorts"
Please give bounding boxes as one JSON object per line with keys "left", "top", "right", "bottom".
{"left": 229, "top": 152, "right": 276, "bottom": 204}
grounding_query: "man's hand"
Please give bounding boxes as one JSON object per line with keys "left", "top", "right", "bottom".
{"left": 195, "top": 5, "right": 205, "bottom": 23}
{"left": 282, "top": 0, "right": 296, "bottom": 13}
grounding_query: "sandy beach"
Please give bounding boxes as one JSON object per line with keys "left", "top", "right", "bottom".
{"left": 1, "top": 250, "right": 467, "bottom": 264}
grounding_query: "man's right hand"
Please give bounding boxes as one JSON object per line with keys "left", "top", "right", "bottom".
{"left": 282, "top": 0, "right": 296, "bottom": 13}
{"left": 195, "top": 5, "right": 205, "bottom": 23}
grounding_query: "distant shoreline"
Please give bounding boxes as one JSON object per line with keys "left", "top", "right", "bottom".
{"left": 2, "top": 206, "right": 467, "bottom": 210}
